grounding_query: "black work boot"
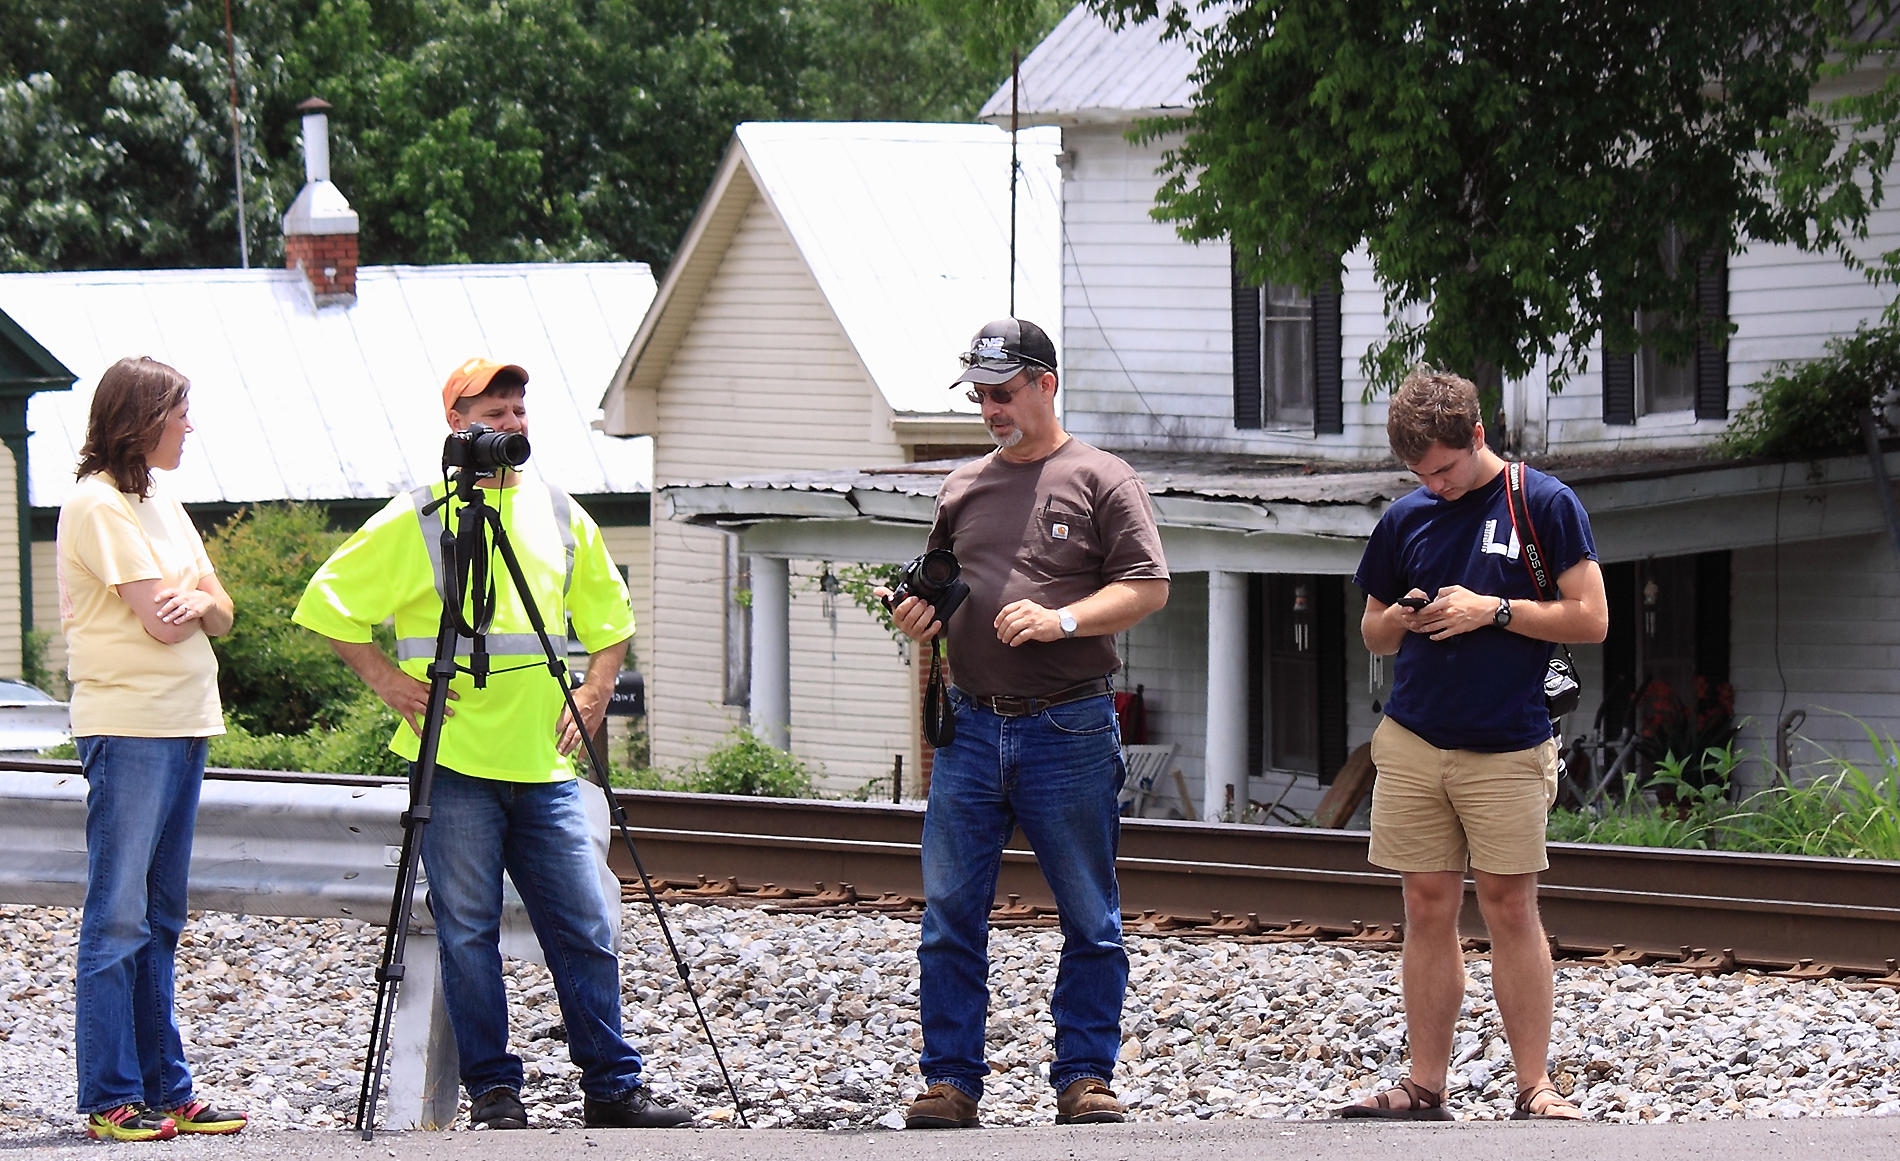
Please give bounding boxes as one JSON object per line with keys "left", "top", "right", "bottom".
{"left": 582, "top": 1085, "right": 694, "bottom": 1128}
{"left": 470, "top": 1087, "right": 528, "bottom": 1130}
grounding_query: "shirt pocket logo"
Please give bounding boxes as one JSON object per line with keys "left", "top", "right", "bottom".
{"left": 1051, "top": 521, "right": 1070, "bottom": 540}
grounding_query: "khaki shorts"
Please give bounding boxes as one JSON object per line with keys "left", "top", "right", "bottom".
{"left": 1367, "top": 716, "right": 1559, "bottom": 875}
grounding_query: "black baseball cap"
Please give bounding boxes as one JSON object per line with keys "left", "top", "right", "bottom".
{"left": 951, "top": 318, "right": 1058, "bottom": 386}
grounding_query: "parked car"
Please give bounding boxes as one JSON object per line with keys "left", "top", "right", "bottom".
{"left": 0, "top": 680, "right": 72, "bottom": 754}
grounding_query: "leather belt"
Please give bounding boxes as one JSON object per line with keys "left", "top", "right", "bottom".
{"left": 955, "top": 677, "right": 1112, "bottom": 718}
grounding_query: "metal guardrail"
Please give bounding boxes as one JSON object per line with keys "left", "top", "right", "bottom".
{"left": 0, "top": 766, "right": 621, "bottom": 1131}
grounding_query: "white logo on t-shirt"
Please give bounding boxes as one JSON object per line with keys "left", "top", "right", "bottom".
{"left": 1480, "top": 518, "right": 1520, "bottom": 560}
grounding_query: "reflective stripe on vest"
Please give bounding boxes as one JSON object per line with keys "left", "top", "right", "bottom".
{"left": 400, "top": 481, "right": 577, "bottom": 660}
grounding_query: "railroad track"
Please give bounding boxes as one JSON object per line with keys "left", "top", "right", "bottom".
{"left": 603, "top": 789, "right": 1900, "bottom": 983}
{"left": 10, "top": 760, "right": 1899, "bottom": 982}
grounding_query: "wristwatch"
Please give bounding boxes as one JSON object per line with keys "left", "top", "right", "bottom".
{"left": 1493, "top": 597, "right": 1512, "bottom": 629}
{"left": 1058, "top": 608, "right": 1078, "bottom": 638}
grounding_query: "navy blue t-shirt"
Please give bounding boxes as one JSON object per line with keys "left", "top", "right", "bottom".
{"left": 1352, "top": 465, "right": 1597, "bottom": 753}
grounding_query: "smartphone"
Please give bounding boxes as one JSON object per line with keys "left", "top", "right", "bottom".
{"left": 1396, "top": 595, "right": 1429, "bottom": 610}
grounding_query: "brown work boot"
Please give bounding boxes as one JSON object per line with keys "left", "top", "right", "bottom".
{"left": 904, "top": 1083, "right": 979, "bottom": 1129}
{"left": 1056, "top": 1077, "right": 1125, "bottom": 1124}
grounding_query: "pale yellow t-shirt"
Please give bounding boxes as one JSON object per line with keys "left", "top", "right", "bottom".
{"left": 57, "top": 473, "right": 224, "bottom": 738}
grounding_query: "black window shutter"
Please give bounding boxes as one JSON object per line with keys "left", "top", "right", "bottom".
{"left": 1315, "top": 577, "right": 1348, "bottom": 784}
{"left": 1602, "top": 348, "right": 1636, "bottom": 425}
{"left": 1693, "top": 252, "right": 1730, "bottom": 420}
{"left": 1312, "top": 284, "right": 1344, "bottom": 434}
{"left": 1232, "top": 249, "right": 1262, "bottom": 429}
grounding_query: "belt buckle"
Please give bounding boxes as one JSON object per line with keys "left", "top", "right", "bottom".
{"left": 989, "top": 694, "right": 1034, "bottom": 716}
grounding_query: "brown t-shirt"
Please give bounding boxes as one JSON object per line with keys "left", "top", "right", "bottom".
{"left": 927, "top": 437, "right": 1168, "bottom": 699}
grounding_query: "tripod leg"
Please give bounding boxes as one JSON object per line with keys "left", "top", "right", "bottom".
{"left": 481, "top": 508, "right": 752, "bottom": 1127}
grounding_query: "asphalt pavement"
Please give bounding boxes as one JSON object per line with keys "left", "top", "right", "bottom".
{"left": 3, "top": 1117, "right": 1897, "bottom": 1161}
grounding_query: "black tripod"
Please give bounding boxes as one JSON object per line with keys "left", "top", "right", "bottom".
{"left": 354, "top": 464, "right": 748, "bottom": 1136}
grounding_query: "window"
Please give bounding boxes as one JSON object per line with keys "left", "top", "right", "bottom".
{"left": 1232, "top": 251, "right": 1343, "bottom": 434}
{"left": 1604, "top": 231, "right": 1729, "bottom": 424}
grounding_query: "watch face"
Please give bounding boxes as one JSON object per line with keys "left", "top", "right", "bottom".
{"left": 1494, "top": 600, "right": 1511, "bottom": 627}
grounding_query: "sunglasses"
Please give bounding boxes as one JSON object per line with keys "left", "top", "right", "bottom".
{"left": 966, "top": 384, "right": 1021, "bottom": 405}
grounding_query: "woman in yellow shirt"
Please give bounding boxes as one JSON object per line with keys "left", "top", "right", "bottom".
{"left": 56, "top": 356, "right": 244, "bottom": 1142}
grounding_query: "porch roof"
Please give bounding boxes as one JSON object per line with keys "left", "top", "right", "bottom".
{"left": 657, "top": 445, "right": 1900, "bottom": 575}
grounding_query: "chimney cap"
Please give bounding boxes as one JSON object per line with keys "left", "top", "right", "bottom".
{"left": 297, "top": 96, "right": 333, "bottom": 113}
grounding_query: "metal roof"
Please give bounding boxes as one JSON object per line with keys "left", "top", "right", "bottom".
{"left": 731, "top": 121, "right": 1062, "bottom": 417}
{"left": 0, "top": 263, "right": 655, "bottom": 509}
{"left": 977, "top": 3, "right": 1231, "bottom": 127}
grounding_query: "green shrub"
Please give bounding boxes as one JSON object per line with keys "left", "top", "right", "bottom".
{"left": 204, "top": 502, "right": 383, "bottom": 735}
{"left": 1718, "top": 322, "right": 1900, "bottom": 460}
{"left": 671, "top": 728, "right": 819, "bottom": 797}
{"left": 209, "top": 688, "right": 408, "bottom": 776}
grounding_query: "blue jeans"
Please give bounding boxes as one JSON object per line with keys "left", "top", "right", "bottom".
{"left": 918, "top": 690, "right": 1128, "bottom": 1099}
{"left": 74, "top": 735, "right": 207, "bottom": 1114}
{"left": 417, "top": 767, "right": 643, "bottom": 1101}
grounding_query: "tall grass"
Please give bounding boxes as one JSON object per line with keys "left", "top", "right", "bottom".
{"left": 1548, "top": 717, "right": 1900, "bottom": 859}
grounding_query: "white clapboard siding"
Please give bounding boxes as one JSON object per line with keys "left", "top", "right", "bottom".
{"left": 1117, "top": 573, "right": 1206, "bottom": 817}
{"left": 599, "top": 523, "right": 652, "bottom": 670}
{"left": 645, "top": 194, "right": 912, "bottom": 783}
{"left": 1731, "top": 532, "right": 1900, "bottom": 779}
{"left": 1057, "top": 126, "right": 1389, "bottom": 458}
{"left": 783, "top": 561, "right": 917, "bottom": 796}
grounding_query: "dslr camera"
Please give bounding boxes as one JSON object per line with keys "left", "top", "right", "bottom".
{"left": 443, "top": 422, "right": 531, "bottom": 476}
{"left": 885, "top": 548, "right": 970, "bottom": 626}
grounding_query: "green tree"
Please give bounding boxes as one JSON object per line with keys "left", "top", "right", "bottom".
{"left": 203, "top": 501, "right": 374, "bottom": 735}
{"left": 2, "top": 0, "right": 1064, "bottom": 273}
{"left": 1090, "top": 1, "right": 1900, "bottom": 398}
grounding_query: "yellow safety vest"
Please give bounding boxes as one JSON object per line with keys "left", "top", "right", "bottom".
{"left": 293, "top": 476, "right": 634, "bottom": 782}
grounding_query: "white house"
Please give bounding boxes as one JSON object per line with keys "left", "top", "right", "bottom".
{"left": 600, "top": 121, "right": 1060, "bottom": 793}
{"left": 654, "top": 4, "right": 1900, "bottom": 817}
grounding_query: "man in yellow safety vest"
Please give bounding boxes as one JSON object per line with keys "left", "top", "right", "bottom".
{"left": 294, "top": 357, "right": 692, "bottom": 1131}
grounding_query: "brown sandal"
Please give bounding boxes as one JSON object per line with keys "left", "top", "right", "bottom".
{"left": 1336, "top": 1077, "right": 1453, "bottom": 1121}
{"left": 1511, "top": 1083, "right": 1583, "bottom": 1120}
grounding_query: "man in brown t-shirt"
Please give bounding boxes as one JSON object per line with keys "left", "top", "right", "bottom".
{"left": 882, "top": 318, "right": 1169, "bottom": 1129}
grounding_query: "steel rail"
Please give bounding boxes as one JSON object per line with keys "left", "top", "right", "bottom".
{"left": 5, "top": 760, "right": 1895, "bottom": 976}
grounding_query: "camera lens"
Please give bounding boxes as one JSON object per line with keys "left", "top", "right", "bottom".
{"left": 917, "top": 549, "right": 959, "bottom": 588}
{"left": 475, "top": 429, "right": 531, "bottom": 468}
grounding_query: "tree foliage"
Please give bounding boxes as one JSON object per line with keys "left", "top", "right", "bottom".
{"left": 1, "top": 1, "right": 1064, "bottom": 273}
{"left": 1090, "top": 1, "right": 1900, "bottom": 396}
{"left": 1718, "top": 321, "right": 1900, "bottom": 459}
{"left": 203, "top": 501, "right": 378, "bottom": 735}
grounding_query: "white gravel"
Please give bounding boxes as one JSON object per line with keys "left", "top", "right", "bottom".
{"left": 3, "top": 901, "right": 1897, "bottom": 1134}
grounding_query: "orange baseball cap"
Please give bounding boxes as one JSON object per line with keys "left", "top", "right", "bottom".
{"left": 441, "top": 357, "right": 529, "bottom": 421}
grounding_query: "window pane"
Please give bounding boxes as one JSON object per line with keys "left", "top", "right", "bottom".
{"left": 1260, "top": 282, "right": 1315, "bottom": 427}
{"left": 1636, "top": 308, "right": 1694, "bottom": 414}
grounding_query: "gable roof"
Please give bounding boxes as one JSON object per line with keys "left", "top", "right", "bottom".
{"left": 0, "top": 307, "right": 77, "bottom": 403}
{"left": 977, "top": 2, "right": 1230, "bottom": 127}
{"left": 604, "top": 121, "right": 1060, "bottom": 432}
{"left": 0, "top": 263, "right": 655, "bottom": 509}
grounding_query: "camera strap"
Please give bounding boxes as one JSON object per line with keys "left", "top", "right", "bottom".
{"left": 923, "top": 639, "right": 955, "bottom": 748}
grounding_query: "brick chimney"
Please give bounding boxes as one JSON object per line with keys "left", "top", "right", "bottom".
{"left": 282, "top": 97, "right": 359, "bottom": 306}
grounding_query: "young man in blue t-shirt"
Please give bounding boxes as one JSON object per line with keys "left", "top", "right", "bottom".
{"left": 1339, "top": 367, "right": 1607, "bottom": 1122}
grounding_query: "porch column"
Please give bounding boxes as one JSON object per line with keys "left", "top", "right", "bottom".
{"left": 748, "top": 555, "right": 790, "bottom": 750}
{"left": 1204, "top": 570, "right": 1248, "bottom": 820}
